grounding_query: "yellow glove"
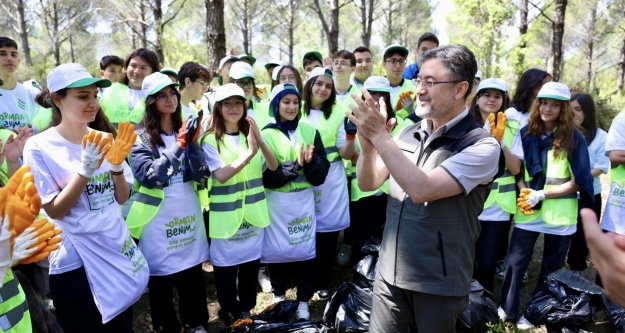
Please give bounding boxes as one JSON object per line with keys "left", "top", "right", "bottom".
{"left": 488, "top": 112, "right": 506, "bottom": 142}
{"left": 106, "top": 122, "right": 137, "bottom": 167}
{"left": 395, "top": 91, "right": 415, "bottom": 111}
{"left": 18, "top": 219, "right": 62, "bottom": 265}
{"left": 82, "top": 130, "right": 113, "bottom": 167}
{"left": 255, "top": 86, "right": 266, "bottom": 99}
{"left": 3, "top": 165, "right": 30, "bottom": 197}
{"left": 517, "top": 188, "right": 534, "bottom": 216}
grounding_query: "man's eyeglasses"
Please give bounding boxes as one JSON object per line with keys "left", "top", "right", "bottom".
{"left": 413, "top": 79, "right": 463, "bottom": 89}
{"left": 155, "top": 90, "right": 179, "bottom": 101}
{"left": 235, "top": 80, "right": 254, "bottom": 89}
{"left": 384, "top": 58, "right": 407, "bottom": 66}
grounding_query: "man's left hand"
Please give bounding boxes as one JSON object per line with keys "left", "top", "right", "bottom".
{"left": 347, "top": 88, "right": 395, "bottom": 145}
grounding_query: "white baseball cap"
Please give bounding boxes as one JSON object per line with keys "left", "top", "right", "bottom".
{"left": 477, "top": 78, "right": 508, "bottom": 94}
{"left": 142, "top": 72, "right": 180, "bottom": 98}
{"left": 364, "top": 76, "right": 391, "bottom": 93}
{"left": 307, "top": 67, "right": 333, "bottom": 82}
{"left": 47, "top": 63, "right": 111, "bottom": 93}
{"left": 475, "top": 69, "right": 483, "bottom": 81}
{"left": 270, "top": 83, "right": 299, "bottom": 103}
{"left": 219, "top": 55, "right": 240, "bottom": 69}
{"left": 537, "top": 82, "right": 571, "bottom": 101}
{"left": 215, "top": 83, "right": 246, "bottom": 102}
{"left": 229, "top": 62, "right": 255, "bottom": 80}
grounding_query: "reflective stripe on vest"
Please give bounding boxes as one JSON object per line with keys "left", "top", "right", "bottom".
{"left": 301, "top": 104, "right": 345, "bottom": 163}
{"left": 203, "top": 132, "right": 270, "bottom": 238}
{"left": 101, "top": 83, "right": 146, "bottom": 125}
{"left": 261, "top": 123, "right": 317, "bottom": 193}
{"left": 0, "top": 270, "right": 31, "bottom": 332}
{"left": 516, "top": 149, "right": 577, "bottom": 225}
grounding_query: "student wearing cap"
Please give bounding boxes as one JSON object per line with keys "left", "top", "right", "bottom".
{"left": 272, "top": 65, "right": 304, "bottom": 95}
{"left": 200, "top": 84, "right": 278, "bottom": 324}
{"left": 403, "top": 32, "right": 439, "bottom": 80}
{"left": 332, "top": 50, "right": 361, "bottom": 110}
{"left": 261, "top": 83, "right": 330, "bottom": 320}
{"left": 352, "top": 46, "right": 374, "bottom": 89}
{"left": 265, "top": 60, "right": 281, "bottom": 81}
{"left": 468, "top": 79, "right": 522, "bottom": 293}
{"left": 160, "top": 67, "right": 179, "bottom": 82}
{"left": 382, "top": 44, "right": 418, "bottom": 120}
{"left": 229, "top": 62, "right": 273, "bottom": 129}
{"left": 301, "top": 67, "right": 355, "bottom": 300}
{"left": 566, "top": 94, "right": 608, "bottom": 275}
{"left": 23, "top": 63, "right": 149, "bottom": 332}
{"left": 127, "top": 72, "right": 210, "bottom": 333}
{"left": 499, "top": 82, "right": 594, "bottom": 329}
{"left": 0, "top": 37, "right": 49, "bottom": 131}
{"left": 101, "top": 48, "right": 160, "bottom": 127}
{"left": 179, "top": 62, "right": 211, "bottom": 118}
{"left": 302, "top": 51, "right": 323, "bottom": 80}
{"left": 217, "top": 55, "right": 240, "bottom": 86}
{"left": 239, "top": 54, "right": 256, "bottom": 66}
{"left": 465, "top": 70, "right": 482, "bottom": 108}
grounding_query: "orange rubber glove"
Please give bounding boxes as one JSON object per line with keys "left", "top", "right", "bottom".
{"left": 79, "top": 130, "right": 112, "bottom": 178}
{"left": 488, "top": 112, "right": 506, "bottom": 142}
{"left": 395, "top": 91, "right": 415, "bottom": 112}
{"left": 106, "top": 122, "right": 137, "bottom": 172}
{"left": 517, "top": 188, "right": 534, "bottom": 216}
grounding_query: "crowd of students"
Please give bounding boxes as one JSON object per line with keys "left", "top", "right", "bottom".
{"left": 0, "top": 30, "right": 624, "bottom": 333}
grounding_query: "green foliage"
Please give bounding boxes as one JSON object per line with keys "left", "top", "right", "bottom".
{"left": 485, "top": 320, "right": 525, "bottom": 333}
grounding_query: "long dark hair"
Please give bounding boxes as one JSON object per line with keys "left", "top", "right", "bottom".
{"left": 571, "top": 93, "right": 598, "bottom": 144}
{"left": 511, "top": 69, "right": 551, "bottom": 113}
{"left": 469, "top": 89, "right": 510, "bottom": 126}
{"left": 203, "top": 97, "right": 250, "bottom": 153}
{"left": 303, "top": 71, "right": 336, "bottom": 119}
{"left": 138, "top": 90, "right": 183, "bottom": 148}
{"left": 121, "top": 48, "right": 161, "bottom": 87}
{"left": 271, "top": 65, "right": 304, "bottom": 94}
{"left": 35, "top": 88, "right": 117, "bottom": 135}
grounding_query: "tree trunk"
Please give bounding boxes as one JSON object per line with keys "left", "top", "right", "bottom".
{"left": 69, "top": 33, "right": 75, "bottom": 63}
{"left": 547, "top": 0, "right": 567, "bottom": 81}
{"left": 53, "top": 1, "right": 60, "bottom": 66}
{"left": 242, "top": 0, "right": 250, "bottom": 55}
{"left": 358, "top": 0, "right": 374, "bottom": 47}
{"left": 328, "top": 0, "right": 339, "bottom": 56}
{"left": 618, "top": 34, "right": 625, "bottom": 91}
{"left": 16, "top": 0, "right": 32, "bottom": 66}
{"left": 153, "top": 0, "right": 165, "bottom": 64}
{"left": 205, "top": 0, "right": 226, "bottom": 75}
{"left": 288, "top": 0, "right": 295, "bottom": 65}
{"left": 516, "top": 0, "right": 529, "bottom": 77}
{"left": 586, "top": 7, "right": 596, "bottom": 91}
{"left": 140, "top": 1, "right": 148, "bottom": 49}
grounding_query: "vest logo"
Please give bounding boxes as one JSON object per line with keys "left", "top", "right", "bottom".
{"left": 288, "top": 215, "right": 313, "bottom": 235}
{"left": 165, "top": 214, "right": 197, "bottom": 238}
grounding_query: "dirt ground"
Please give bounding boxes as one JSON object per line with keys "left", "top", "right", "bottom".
{"left": 130, "top": 175, "right": 613, "bottom": 332}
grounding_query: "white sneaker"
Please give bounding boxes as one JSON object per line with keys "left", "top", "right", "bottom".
{"left": 273, "top": 294, "right": 287, "bottom": 304}
{"left": 497, "top": 306, "right": 507, "bottom": 321}
{"left": 190, "top": 326, "right": 208, "bottom": 333}
{"left": 258, "top": 267, "right": 273, "bottom": 293}
{"left": 296, "top": 301, "right": 310, "bottom": 320}
{"left": 516, "top": 316, "right": 532, "bottom": 330}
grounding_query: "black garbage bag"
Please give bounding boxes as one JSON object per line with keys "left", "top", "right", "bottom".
{"left": 524, "top": 270, "right": 606, "bottom": 330}
{"left": 353, "top": 238, "right": 380, "bottom": 290}
{"left": 231, "top": 321, "right": 334, "bottom": 333}
{"left": 603, "top": 296, "right": 625, "bottom": 333}
{"left": 456, "top": 280, "right": 499, "bottom": 333}
{"left": 323, "top": 282, "right": 372, "bottom": 332}
{"left": 255, "top": 300, "right": 300, "bottom": 323}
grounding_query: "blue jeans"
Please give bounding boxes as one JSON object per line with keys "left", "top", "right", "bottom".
{"left": 500, "top": 227, "right": 571, "bottom": 319}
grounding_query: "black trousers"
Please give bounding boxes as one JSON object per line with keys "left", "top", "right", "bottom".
{"left": 314, "top": 231, "right": 340, "bottom": 291}
{"left": 567, "top": 194, "right": 603, "bottom": 271}
{"left": 148, "top": 264, "right": 208, "bottom": 332}
{"left": 213, "top": 259, "right": 260, "bottom": 321}
{"left": 350, "top": 194, "right": 388, "bottom": 262}
{"left": 474, "top": 220, "right": 510, "bottom": 292}
{"left": 49, "top": 266, "right": 133, "bottom": 333}
{"left": 268, "top": 259, "right": 315, "bottom": 302}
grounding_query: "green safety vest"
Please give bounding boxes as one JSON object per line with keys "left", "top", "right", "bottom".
{"left": 483, "top": 119, "right": 519, "bottom": 213}
{"left": 611, "top": 164, "right": 625, "bottom": 183}
{"left": 349, "top": 116, "right": 413, "bottom": 202}
{"left": 100, "top": 83, "right": 146, "bottom": 125}
{"left": 261, "top": 122, "right": 316, "bottom": 193}
{"left": 0, "top": 270, "right": 31, "bottom": 333}
{"left": 516, "top": 148, "right": 577, "bottom": 225}
{"left": 31, "top": 105, "right": 52, "bottom": 132}
{"left": 301, "top": 104, "right": 345, "bottom": 163}
{"left": 200, "top": 133, "right": 269, "bottom": 238}
{"left": 0, "top": 129, "right": 16, "bottom": 184}
{"left": 125, "top": 135, "right": 202, "bottom": 238}
{"left": 393, "top": 79, "right": 418, "bottom": 120}
{"left": 250, "top": 100, "right": 273, "bottom": 130}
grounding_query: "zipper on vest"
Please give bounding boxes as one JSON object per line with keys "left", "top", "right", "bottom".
{"left": 394, "top": 202, "right": 406, "bottom": 284}
{"left": 437, "top": 229, "right": 448, "bottom": 277}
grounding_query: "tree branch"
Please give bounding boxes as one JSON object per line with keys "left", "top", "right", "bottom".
{"left": 528, "top": 0, "right": 554, "bottom": 24}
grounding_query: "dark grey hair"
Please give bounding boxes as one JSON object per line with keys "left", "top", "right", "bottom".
{"left": 419, "top": 44, "right": 477, "bottom": 101}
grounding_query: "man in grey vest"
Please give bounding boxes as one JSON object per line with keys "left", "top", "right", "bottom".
{"left": 347, "top": 44, "right": 502, "bottom": 332}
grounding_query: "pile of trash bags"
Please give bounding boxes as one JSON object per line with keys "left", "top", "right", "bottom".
{"left": 524, "top": 269, "right": 625, "bottom": 333}
{"left": 222, "top": 300, "right": 332, "bottom": 332}
{"left": 322, "top": 238, "right": 499, "bottom": 332}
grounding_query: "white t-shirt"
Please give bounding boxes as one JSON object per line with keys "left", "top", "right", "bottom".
{"left": 505, "top": 107, "right": 531, "bottom": 129}
{"left": 127, "top": 88, "right": 143, "bottom": 111}
{"left": 606, "top": 111, "right": 625, "bottom": 153}
{"left": 23, "top": 128, "right": 135, "bottom": 274}
{"left": 0, "top": 82, "right": 39, "bottom": 129}
{"left": 307, "top": 108, "right": 346, "bottom": 148}
{"left": 589, "top": 129, "right": 609, "bottom": 195}
{"left": 138, "top": 134, "right": 209, "bottom": 276}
